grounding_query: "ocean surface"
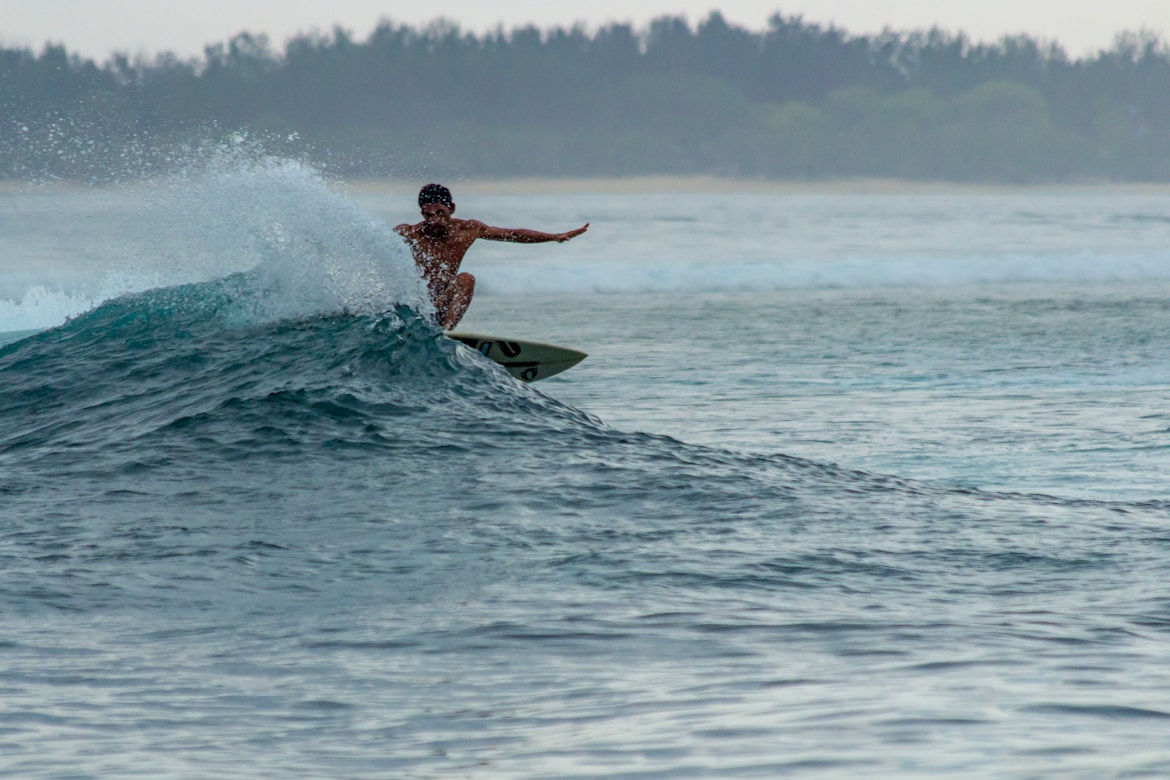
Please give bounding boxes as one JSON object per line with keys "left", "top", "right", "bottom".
{"left": 3, "top": 159, "right": 1170, "bottom": 778}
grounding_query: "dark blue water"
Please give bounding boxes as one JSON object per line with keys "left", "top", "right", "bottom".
{"left": 4, "top": 270, "right": 1170, "bottom": 777}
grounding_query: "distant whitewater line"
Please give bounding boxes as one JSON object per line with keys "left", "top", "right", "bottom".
{"left": 6, "top": 251, "right": 1170, "bottom": 333}
{"left": 476, "top": 252, "right": 1170, "bottom": 295}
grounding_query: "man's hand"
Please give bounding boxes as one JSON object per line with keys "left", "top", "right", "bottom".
{"left": 557, "top": 224, "right": 590, "bottom": 242}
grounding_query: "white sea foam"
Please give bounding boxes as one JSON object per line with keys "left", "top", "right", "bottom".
{"left": 0, "top": 267, "right": 162, "bottom": 332}
{"left": 0, "top": 286, "right": 99, "bottom": 332}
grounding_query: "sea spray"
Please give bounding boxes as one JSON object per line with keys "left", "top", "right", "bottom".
{"left": 154, "top": 151, "right": 429, "bottom": 323}
{"left": 0, "top": 141, "right": 431, "bottom": 333}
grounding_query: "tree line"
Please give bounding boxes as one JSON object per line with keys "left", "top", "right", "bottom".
{"left": 2, "top": 13, "right": 1169, "bottom": 182}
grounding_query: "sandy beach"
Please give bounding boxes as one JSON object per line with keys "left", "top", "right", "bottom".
{"left": 343, "top": 175, "right": 1170, "bottom": 197}
{"left": 6, "top": 175, "right": 1170, "bottom": 197}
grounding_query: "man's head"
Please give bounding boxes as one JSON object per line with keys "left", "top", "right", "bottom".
{"left": 419, "top": 183, "right": 454, "bottom": 213}
{"left": 417, "top": 183, "right": 454, "bottom": 238}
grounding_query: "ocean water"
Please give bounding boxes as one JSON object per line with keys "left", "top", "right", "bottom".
{"left": 3, "top": 160, "right": 1170, "bottom": 778}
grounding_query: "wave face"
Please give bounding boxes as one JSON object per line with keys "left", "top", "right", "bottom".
{"left": 1, "top": 270, "right": 1163, "bottom": 615}
{"left": 0, "top": 269, "right": 620, "bottom": 474}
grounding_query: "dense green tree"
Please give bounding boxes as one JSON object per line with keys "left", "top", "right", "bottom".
{"left": 2, "top": 14, "right": 1169, "bottom": 181}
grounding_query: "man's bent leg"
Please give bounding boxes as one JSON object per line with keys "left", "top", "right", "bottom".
{"left": 436, "top": 272, "right": 475, "bottom": 329}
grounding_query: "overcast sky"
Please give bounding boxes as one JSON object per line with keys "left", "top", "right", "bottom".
{"left": 5, "top": 0, "right": 1170, "bottom": 60}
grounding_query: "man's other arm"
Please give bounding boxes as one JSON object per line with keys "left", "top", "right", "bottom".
{"left": 471, "top": 220, "right": 589, "bottom": 243}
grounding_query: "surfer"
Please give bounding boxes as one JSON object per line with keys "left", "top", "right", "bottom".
{"left": 395, "top": 183, "right": 589, "bottom": 329}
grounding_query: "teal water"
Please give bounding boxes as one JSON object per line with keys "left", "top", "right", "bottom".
{"left": 3, "top": 164, "right": 1170, "bottom": 777}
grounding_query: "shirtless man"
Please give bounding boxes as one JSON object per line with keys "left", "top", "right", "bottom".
{"left": 395, "top": 183, "right": 589, "bottom": 329}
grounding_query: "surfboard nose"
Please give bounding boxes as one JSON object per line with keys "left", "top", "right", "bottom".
{"left": 445, "top": 331, "right": 587, "bottom": 382}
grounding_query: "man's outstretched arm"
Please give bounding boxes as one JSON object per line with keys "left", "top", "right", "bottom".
{"left": 474, "top": 221, "right": 589, "bottom": 243}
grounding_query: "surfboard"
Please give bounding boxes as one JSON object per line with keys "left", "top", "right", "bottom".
{"left": 445, "top": 332, "right": 587, "bottom": 382}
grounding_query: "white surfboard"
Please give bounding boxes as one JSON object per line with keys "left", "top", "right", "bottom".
{"left": 445, "top": 332, "right": 587, "bottom": 382}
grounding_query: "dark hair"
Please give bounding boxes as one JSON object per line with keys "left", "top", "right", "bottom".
{"left": 418, "top": 183, "right": 453, "bottom": 209}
